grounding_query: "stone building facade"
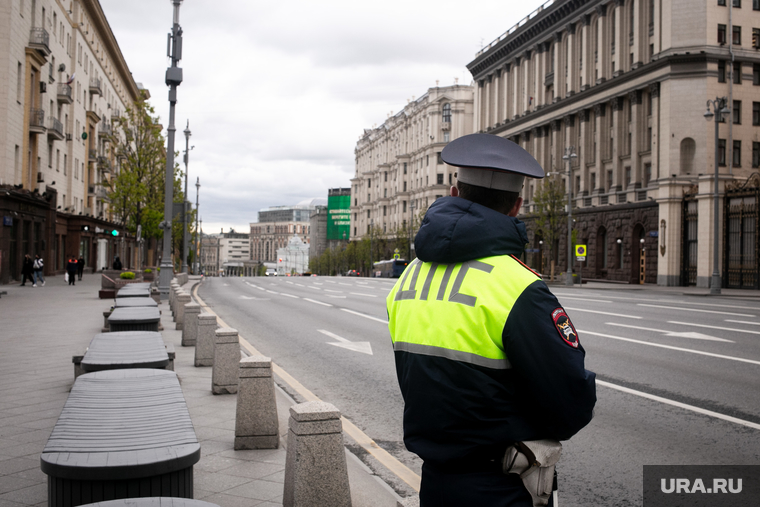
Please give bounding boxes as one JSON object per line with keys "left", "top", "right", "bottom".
{"left": 250, "top": 199, "right": 323, "bottom": 264}
{"left": 468, "top": 0, "right": 760, "bottom": 286}
{"left": 352, "top": 83, "right": 474, "bottom": 243}
{"left": 0, "top": 0, "right": 142, "bottom": 283}
{"left": 200, "top": 234, "right": 219, "bottom": 276}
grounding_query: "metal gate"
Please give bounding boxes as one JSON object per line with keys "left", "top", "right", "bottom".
{"left": 681, "top": 195, "right": 698, "bottom": 286}
{"left": 724, "top": 174, "right": 760, "bottom": 289}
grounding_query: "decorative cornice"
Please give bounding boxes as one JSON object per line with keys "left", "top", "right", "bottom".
{"left": 564, "top": 114, "right": 576, "bottom": 127}
{"left": 611, "top": 96, "right": 625, "bottom": 111}
{"left": 594, "top": 103, "right": 606, "bottom": 117}
{"left": 551, "top": 120, "right": 562, "bottom": 131}
{"left": 566, "top": 23, "right": 577, "bottom": 35}
{"left": 628, "top": 89, "right": 642, "bottom": 105}
{"left": 579, "top": 109, "right": 590, "bottom": 122}
{"left": 596, "top": 4, "right": 607, "bottom": 16}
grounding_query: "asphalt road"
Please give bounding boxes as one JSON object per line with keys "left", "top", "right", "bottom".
{"left": 198, "top": 276, "right": 760, "bottom": 505}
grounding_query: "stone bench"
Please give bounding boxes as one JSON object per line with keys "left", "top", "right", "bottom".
{"left": 103, "top": 299, "right": 160, "bottom": 332}
{"left": 41, "top": 369, "right": 200, "bottom": 507}
{"left": 0, "top": 290, "right": 7, "bottom": 298}
{"left": 116, "top": 287, "right": 152, "bottom": 299}
{"left": 108, "top": 307, "right": 161, "bottom": 332}
{"left": 78, "top": 499, "right": 219, "bottom": 507}
{"left": 73, "top": 331, "right": 174, "bottom": 378}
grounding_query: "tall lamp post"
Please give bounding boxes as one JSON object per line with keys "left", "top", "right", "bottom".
{"left": 408, "top": 199, "right": 416, "bottom": 260}
{"left": 563, "top": 146, "right": 577, "bottom": 286}
{"left": 369, "top": 218, "right": 374, "bottom": 277}
{"left": 194, "top": 177, "right": 200, "bottom": 274}
{"left": 199, "top": 218, "right": 203, "bottom": 275}
{"left": 158, "top": 0, "right": 184, "bottom": 300}
{"left": 703, "top": 97, "right": 730, "bottom": 295}
{"left": 182, "top": 121, "right": 192, "bottom": 274}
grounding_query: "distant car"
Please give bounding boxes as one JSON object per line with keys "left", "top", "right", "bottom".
{"left": 346, "top": 270, "right": 359, "bottom": 277}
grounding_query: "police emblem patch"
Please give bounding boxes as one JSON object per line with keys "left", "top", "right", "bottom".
{"left": 551, "top": 308, "right": 579, "bottom": 348}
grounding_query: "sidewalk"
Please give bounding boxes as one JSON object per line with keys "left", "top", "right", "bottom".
{"left": 0, "top": 274, "right": 405, "bottom": 507}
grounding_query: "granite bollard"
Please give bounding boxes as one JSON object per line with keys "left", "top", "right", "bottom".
{"left": 170, "top": 282, "right": 180, "bottom": 315}
{"left": 195, "top": 313, "right": 217, "bottom": 366}
{"left": 212, "top": 328, "right": 240, "bottom": 394}
{"left": 175, "top": 292, "right": 191, "bottom": 330}
{"left": 235, "top": 356, "right": 279, "bottom": 450}
{"left": 283, "top": 401, "right": 351, "bottom": 507}
{"left": 182, "top": 302, "right": 201, "bottom": 346}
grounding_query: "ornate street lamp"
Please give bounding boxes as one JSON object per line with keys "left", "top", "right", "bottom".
{"left": 563, "top": 146, "right": 577, "bottom": 286}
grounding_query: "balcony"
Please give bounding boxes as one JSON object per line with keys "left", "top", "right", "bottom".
{"left": 111, "top": 108, "right": 121, "bottom": 120}
{"left": 441, "top": 122, "right": 451, "bottom": 131}
{"left": 89, "top": 78, "right": 102, "bottom": 95}
{"left": 99, "top": 122, "right": 112, "bottom": 138}
{"left": 97, "top": 156, "right": 110, "bottom": 172}
{"left": 89, "top": 149, "right": 97, "bottom": 161}
{"left": 47, "top": 117, "right": 64, "bottom": 141}
{"left": 544, "top": 71, "right": 554, "bottom": 86}
{"left": 29, "top": 108, "right": 46, "bottom": 134}
{"left": 28, "top": 27, "right": 50, "bottom": 57}
{"left": 57, "top": 83, "right": 72, "bottom": 104}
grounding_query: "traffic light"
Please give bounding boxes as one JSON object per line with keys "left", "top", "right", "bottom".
{"left": 111, "top": 229, "right": 119, "bottom": 237}
{"left": 279, "top": 258, "right": 283, "bottom": 263}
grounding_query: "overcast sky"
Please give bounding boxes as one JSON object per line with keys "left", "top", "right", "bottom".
{"left": 99, "top": 0, "right": 546, "bottom": 234}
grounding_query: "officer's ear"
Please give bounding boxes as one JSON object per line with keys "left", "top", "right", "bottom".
{"left": 507, "top": 197, "right": 523, "bottom": 217}
{"left": 449, "top": 185, "right": 459, "bottom": 197}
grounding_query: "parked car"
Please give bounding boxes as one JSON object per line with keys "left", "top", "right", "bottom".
{"left": 346, "top": 270, "right": 360, "bottom": 277}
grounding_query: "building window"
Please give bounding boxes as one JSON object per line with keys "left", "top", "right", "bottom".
{"left": 647, "top": 127, "right": 653, "bottom": 151}
{"left": 753, "top": 142, "right": 760, "bottom": 167}
{"left": 718, "top": 0, "right": 726, "bottom": 5}
{"left": 607, "top": 170, "right": 613, "bottom": 191}
{"left": 442, "top": 103, "right": 451, "bottom": 123}
{"left": 437, "top": 174, "right": 443, "bottom": 185}
{"left": 383, "top": 206, "right": 387, "bottom": 216}
{"left": 644, "top": 163, "right": 652, "bottom": 186}
{"left": 733, "top": 25, "right": 742, "bottom": 45}
{"left": 734, "top": 62, "right": 742, "bottom": 84}
{"left": 718, "top": 24, "right": 727, "bottom": 44}
{"left": 734, "top": 100, "right": 742, "bottom": 124}
{"left": 444, "top": 131, "right": 450, "bottom": 142}
{"left": 719, "top": 139, "right": 727, "bottom": 166}
{"left": 591, "top": 172, "right": 596, "bottom": 190}
{"left": 735, "top": 0, "right": 742, "bottom": 6}
{"left": 403, "top": 163, "right": 407, "bottom": 174}
{"left": 403, "top": 181, "right": 407, "bottom": 191}
{"left": 719, "top": 61, "right": 726, "bottom": 82}
{"left": 403, "top": 201, "right": 407, "bottom": 213}
{"left": 754, "top": 63, "right": 760, "bottom": 84}
{"left": 753, "top": 102, "right": 760, "bottom": 124}
{"left": 734, "top": 140, "right": 742, "bottom": 166}
{"left": 625, "top": 167, "right": 631, "bottom": 187}
{"left": 437, "top": 152, "right": 443, "bottom": 165}
{"left": 384, "top": 171, "right": 387, "bottom": 182}
{"left": 755, "top": 0, "right": 760, "bottom": 9}
{"left": 367, "top": 178, "right": 371, "bottom": 188}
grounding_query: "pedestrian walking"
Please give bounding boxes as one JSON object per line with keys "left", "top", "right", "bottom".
{"left": 67, "top": 257, "right": 78, "bottom": 286}
{"left": 32, "top": 254, "right": 45, "bottom": 286}
{"left": 20, "top": 254, "right": 34, "bottom": 286}
{"left": 77, "top": 256, "right": 85, "bottom": 281}
{"left": 387, "top": 134, "right": 596, "bottom": 507}
{"left": 112, "top": 255, "right": 122, "bottom": 271}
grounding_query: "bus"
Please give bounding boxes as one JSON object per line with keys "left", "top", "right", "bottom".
{"left": 373, "top": 259, "right": 409, "bottom": 278}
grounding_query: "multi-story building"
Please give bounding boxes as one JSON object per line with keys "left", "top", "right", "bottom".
{"left": 467, "top": 0, "right": 760, "bottom": 288}
{"left": 250, "top": 199, "right": 324, "bottom": 264}
{"left": 352, "top": 83, "right": 474, "bottom": 245}
{"left": 200, "top": 233, "right": 219, "bottom": 276}
{"left": 0, "top": 0, "right": 142, "bottom": 282}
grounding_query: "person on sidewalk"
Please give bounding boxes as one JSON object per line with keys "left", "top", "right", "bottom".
{"left": 20, "top": 254, "right": 34, "bottom": 286}
{"left": 113, "top": 255, "right": 122, "bottom": 271}
{"left": 387, "top": 134, "right": 596, "bottom": 507}
{"left": 67, "top": 256, "right": 79, "bottom": 286}
{"left": 77, "top": 256, "right": 85, "bottom": 281}
{"left": 32, "top": 254, "right": 45, "bottom": 287}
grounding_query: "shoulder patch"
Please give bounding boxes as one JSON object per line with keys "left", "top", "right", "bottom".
{"left": 551, "top": 308, "right": 579, "bottom": 348}
{"left": 510, "top": 255, "right": 542, "bottom": 279}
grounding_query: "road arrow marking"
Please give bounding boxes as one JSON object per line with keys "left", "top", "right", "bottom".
{"left": 606, "top": 323, "right": 734, "bottom": 343}
{"left": 317, "top": 329, "right": 373, "bottom": 355}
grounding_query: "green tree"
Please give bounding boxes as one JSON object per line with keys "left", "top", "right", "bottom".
{"left": 532, "top": 177, "right": 566, "bottom": 280}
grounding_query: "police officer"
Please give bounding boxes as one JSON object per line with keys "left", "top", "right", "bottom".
{"left": 387, "top": 134, "right": 596, "bottom": 506}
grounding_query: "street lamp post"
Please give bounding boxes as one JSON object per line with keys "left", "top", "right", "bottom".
{"left": 369, "top": 218, "right": 374, "bottom": 277}
{"left": 158, "top": 0, "right": 184, "bottom": 300}
{"left": 194, "top": 178, "right": 200, "bottom": 274}
{"left": 563, "top": 146, "right": 577, "bottom": 286}
{"left": 182, "top": 121, "right": 192, "bottom": 274}
{"left": 408, "top": 199, "right": 416, "bottom": 260}
{"left": 704, "top": 97, "right": 730, "bottom": 295}
{"left": 199, "top": 218, "right": 203, "bottom": 275}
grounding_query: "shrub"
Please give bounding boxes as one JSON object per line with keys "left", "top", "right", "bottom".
{"left": 144, "top": 268, "right": 153, "bottom": 274}
{"left": 120, "top": 271, "right": 136, "bottom": 280}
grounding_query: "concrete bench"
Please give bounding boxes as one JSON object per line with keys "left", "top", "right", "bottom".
{"left": 74, "top": 331, "right": 173, "bottom": 377}
{"left": 78, "top": 499, "right": 219, "bottom": 507}
{"left": 41, "top": 369, "right": 200, "bottom": 507}
{"left": 108, "top": 307, "right": 161, "bottom": 332}
{"left": 103, "top": 299, "right": 160, "bottom": 332}
{"left": 0, "top": 290, "right": 7, "bottom": 298}
{"left": 116, "top": 288, "right": 152, "bottom": 299}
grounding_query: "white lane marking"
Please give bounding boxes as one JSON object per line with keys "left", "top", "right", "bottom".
{"left": 341, "top": 308, "right": 389, "bottom": 324}
{"left": 669, "top": 321, "right": 760, "bottom": 336}
{"left": 255, "top": 286, "right": 266, "bottom": 291}
{"left": 313, "top": 283, "right": 323, "bottom": 286}
{"left": 280, "top": 293, "right": 299, "bottom": 299}
{"left": 557, "top": 297, "right": 612, "bottom": 303}
{"left": 317, "top": 329, "right": 373, "bottom": 355}
{"left": 240, "top": 295, "right": 270, "bottom": 300}
{"left": 553, "top": 293, "right": 757, "bottom": 309}
{"left": 637, "top": 304, "right": 754, "bottom": 317}
{"left": 223, "top": 283, "right": 230, "bottom": 286}
{"left": 286, "top": 281, "right": 294, "bottom": 285}
{"left": 726, "top": 319, "right": 757, "bottom": 326}
{"left": 350, "top": 292, "right": 377, "bottom": 298}
{"left": 580, "top": 330, "right": 760, "bottom": 366}
{"left": 324, "top": 289, "right": 343, "bottom": 293}
{"left": 266, "top": 290, "right": 279, "bottom": 295}
{"left": 338, "top": 283, "right": 352, "bottom": 286}
{"left": 303, "top": 298, "right": 332, "bottom": 307}
{"left": 606, "top": 323, "right": 735, "bottom": 343}
{"left": 597, "top": 380, "right": 760, "bottom": 432}
{"left": 328, "top": 296, "right": 347, "bottom": 298}
{"left": 308, "top": 286, "right": 321, "bottom": 290}
{"left": 295, "top": 283, "right": 306, "bottom": 287}
{"left": 564, "top": 307, "right": 642, "bottom": 319}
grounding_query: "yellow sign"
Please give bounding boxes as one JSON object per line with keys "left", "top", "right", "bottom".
{"left": 575, "top": 244, "right": 587, "bottom": 261}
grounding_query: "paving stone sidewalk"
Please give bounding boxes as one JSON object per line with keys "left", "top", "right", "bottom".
{"left": 0, "top": 274, "right": 404, "bottom": 507}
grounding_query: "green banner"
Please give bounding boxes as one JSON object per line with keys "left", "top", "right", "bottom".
{"left": 327, "top": 194, "right": 351, "bottom": 240}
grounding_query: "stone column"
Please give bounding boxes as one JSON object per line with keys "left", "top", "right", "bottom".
{"left": 235, "top": 356, "right": 279, "bottom": 450}
{"left": 175, "top": 292, "right": 191, "bottom": 329}
{"left": 611, "top": 96, "right": 625, "bottom": 193}
{"left": 195, "top": 312, "right": 217, "bottom": 366}
{"left": 596, "top": 4, "right": 609, "bottom": 83}
{"left": 212, "top": 327, "right": 240, "bottom": 394}
{"left": 283, "top": 401, "right": 351, "bottom": 507}
{"left": 182, "top": 302, "right": 201, "bottom": 346}
{"left": 629, "top": 90, "right": 642, "bottom": 189}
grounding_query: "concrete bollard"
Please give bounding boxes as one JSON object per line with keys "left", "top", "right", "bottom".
{"left": 195, "top": 313, "right": 217, "bottom": 366}
{"left": 170, "top": 282, "right": 179, "bottom": 315}
{"left": 283, "top": 401, "right": 351, "bottom": 507}
{"left": 212, "top": 328, "right": 240, "bottom": 394}
{"left": 235, "top": 356, "right": 279, "bottom": 450}
{"left": 175, "top": 292, "right": 192, "bottom": 329}
{"left": 182, "top": 302, "right": 201, "bottom": 346}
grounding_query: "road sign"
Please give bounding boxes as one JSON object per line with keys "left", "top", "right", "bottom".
{"left": 575, "top": 244, "right": 587, "bottom": 261}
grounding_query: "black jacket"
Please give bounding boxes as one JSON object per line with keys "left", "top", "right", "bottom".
{"left": 394, "top": 196, "right": 596, "bottom": 466}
